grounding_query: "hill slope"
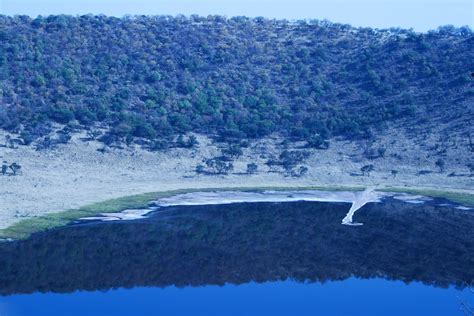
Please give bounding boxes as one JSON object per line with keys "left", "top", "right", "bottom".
{"left": 0, "top": 15, "right": 473, "bottom": 146}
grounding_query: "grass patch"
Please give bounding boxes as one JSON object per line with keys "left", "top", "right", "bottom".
{"left": 0, "top": 192, "right": 161, "bottom": 240}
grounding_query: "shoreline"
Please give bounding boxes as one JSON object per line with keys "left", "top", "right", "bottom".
{"left": 1, "top": 185, "right": 473, "bottom": 240}
{"left": 1, "top": 131, "right": 473, "bottom": 240}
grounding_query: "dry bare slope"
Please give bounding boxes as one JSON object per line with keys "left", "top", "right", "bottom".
{"left": 1, "top": 127, "right": 472, "bottom": 232}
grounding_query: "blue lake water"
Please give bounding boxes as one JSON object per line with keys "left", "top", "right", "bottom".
{"left": 1, "top": 279, "right": 470, "bottom": 316}
{"left": 1, "top": 279, "right": 471, "bottom": 316}
{"left": 0, "top": 198, "right": 473, "bottom": 315}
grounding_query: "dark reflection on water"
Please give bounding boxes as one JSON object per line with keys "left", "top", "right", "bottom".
{"left": 0, "top": 197, "right": 473, "bottom": 295}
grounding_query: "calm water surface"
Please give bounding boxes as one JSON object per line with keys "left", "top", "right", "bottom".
{"left": 0, "top": 198, "right": 473, "bottom": 315}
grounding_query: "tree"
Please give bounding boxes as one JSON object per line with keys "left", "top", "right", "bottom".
{"left": 435, "top": 158, "right": 445, "bottom": 173}
{"left": 279, "top": 150, "right": 310, "bottom": 172}
{"left": 57, "top": 133, "right": 71, "bottom": 144}
{"left": 49, "top": 107, "right": 75, "bottom": 124}
{"left": 265, "top": 158, "right": 280, "bottom": 173}
{"left": 187, "top": 135, "right": 199, "bottom": 148}
{"left": 466, "top": 163, "right": 474, "bottom": 175}
{"left": 216, "top": 161, "right": 233, "bottom": 174}
{"left": 31, "top": 75, "right": 46, "bottom": 87}
{"left": 246, "top": 163, "right": 258, "bottom": 174}
{"left": 176, "top": 135, "right": 199, "bottom": 148}
{"left": 9, "top": 162, "right": 21, "bottom": 175}
{"left": 306, "top": 135, "right": 329, "bottom": 149}
{"left": 176, "top": 135, "right": 186, "bottom": 147}
{"left": 467, "top": 132, "right": 474, "bottom": 152}
{"left": 223, "top": 144, "right": 243, "bottom": 159}
{"left": 204, "top": 158, "right": 234, "bottom": 175}
{"left": 297, "top": 166, "right": 309, "bottom": 177}
{"left": 361, "top": 164, "right": 375, "bottom": 176}
{"left": 378, "top": 146, "right": 386, "bottom": 158}
{"left": 195, "top": 164, "right": 205, "bottom": 174}
{"left": 133, "top": 123, "right": 156, "bottom": 139}
{"left": 391, "top": 170, "right": 398, "bottom": 178}
{"left": 1, "top": 162, "right": 8, "bottom": 175}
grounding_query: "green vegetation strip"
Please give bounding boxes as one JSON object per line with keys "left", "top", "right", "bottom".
{"left": 1, "top": 186, "right": 472, "bottom": 240}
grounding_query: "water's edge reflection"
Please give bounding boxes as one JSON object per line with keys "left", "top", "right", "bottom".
{"left": 0, "top": 198, "right": 473, "bottom": 295}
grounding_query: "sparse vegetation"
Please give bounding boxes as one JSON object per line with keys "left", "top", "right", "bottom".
{"left": 0, "top": 161, "right": 21, "bottom": 176}
{"left": 222, "top": 144, "right": 244, "bottom": 160}
{"left": 175, "top": 134, "right": 199, "bottom": 148}
{"left": 361, "top": 164, "right": 375, "bottom": 176}
{"left": 467, "top": 163, "right": 474, "bottom": 175}
{"left": 199, "top": 157, "right": 234, "bottom": 175}
{"left": 279, "top": 150, "right": 310, "bottom": 174}
{"left": 294, "top": 166, "right": 309, "bottom": 177}
{"left": 305, "top": 135, "right": 330, "bottom": 150}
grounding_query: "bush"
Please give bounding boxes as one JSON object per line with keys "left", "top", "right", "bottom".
{"left": 247, "top": 163, "right": 258, "bottom": 174}
{"left": 195, "top": 164, "right": 205, "bottom": 174}
{"left": 133, "top": 123, "right": 156, "bottom": 139}
{"left": 204, "top": 158, "right": 234, "bottom": 175}
{"left": 19, "top": 131, "right": 34, "bottom": 145}
{"left": 378, "top": 146, "right": 386, "bottom": 158}
{"left": 279, "top": 150, "right": 310, "bottom": 171}
{"left": 222, "top": 144, "right": 243, "bottom": 159}
{"left": 306, "top": 135, "right": 329, "bottom": 149}
{"left": 435, "top": 159, "right": 445, "bottom": 172}
{"left": 361, "top": 164, "right": 375, "bottom": 176}
{"left": 48, "top": 107, "right": 75, "bottom": 124}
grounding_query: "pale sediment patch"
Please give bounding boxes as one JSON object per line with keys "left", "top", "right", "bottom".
{"left": 155, "top": 190, "right": 360, "bottom": 206}
{"left": 341, "top": 188, "right": 387, "bottom": 226}
{"left": 80, "top": 189, "right": 392, "bottom": 225}
{"left": 80, "top": 208, "right": 158, "bottom": 221}
{"left": 456, "top": 206, "right": 472, "bottom": 211}
{"left": 393, "top": 194, "right": 433, "bottom": 204}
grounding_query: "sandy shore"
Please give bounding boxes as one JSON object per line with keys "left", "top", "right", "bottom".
{"left": 0, "top": 130, "right": 473, "bottom": 230}
{"left": 81, "top": 189, "right": 437, "bottom": 226}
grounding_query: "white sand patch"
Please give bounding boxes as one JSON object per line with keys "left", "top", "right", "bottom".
{"left": 392, "top": 194, "right": 433, "bottom": 204}
{"left": 341, "top": 188, "right": 386, "bottom": 226}
{"left": 81, "top": 189, "right": 386, "bottom": 223}
{"left": 456, "top": 206, "right": 472, "bottom": 211}
{"left": 81, "top": 208, "right": 154, "bottom": 221}
{"left": 159, "top": 189, "right": 390, "bottom": 226}
{"left": 155, "top": 190, "right": 359, "bottom": 206}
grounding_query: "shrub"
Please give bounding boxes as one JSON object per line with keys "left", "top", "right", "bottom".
{"left": 306, "top": 135, "right": 329, "bottom": 149}
{"left": 247, "top": 163, "right": 258, "bottom": 174}
{"left": 361, "top": 164, "right": 375, "bottom": 176}
{"left": 435, "top": 158, "right": 445, "bottom": 173}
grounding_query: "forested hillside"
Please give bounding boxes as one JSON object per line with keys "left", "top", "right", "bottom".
{"left": 0, "top": 15, "right": 472, "bottom": 147}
